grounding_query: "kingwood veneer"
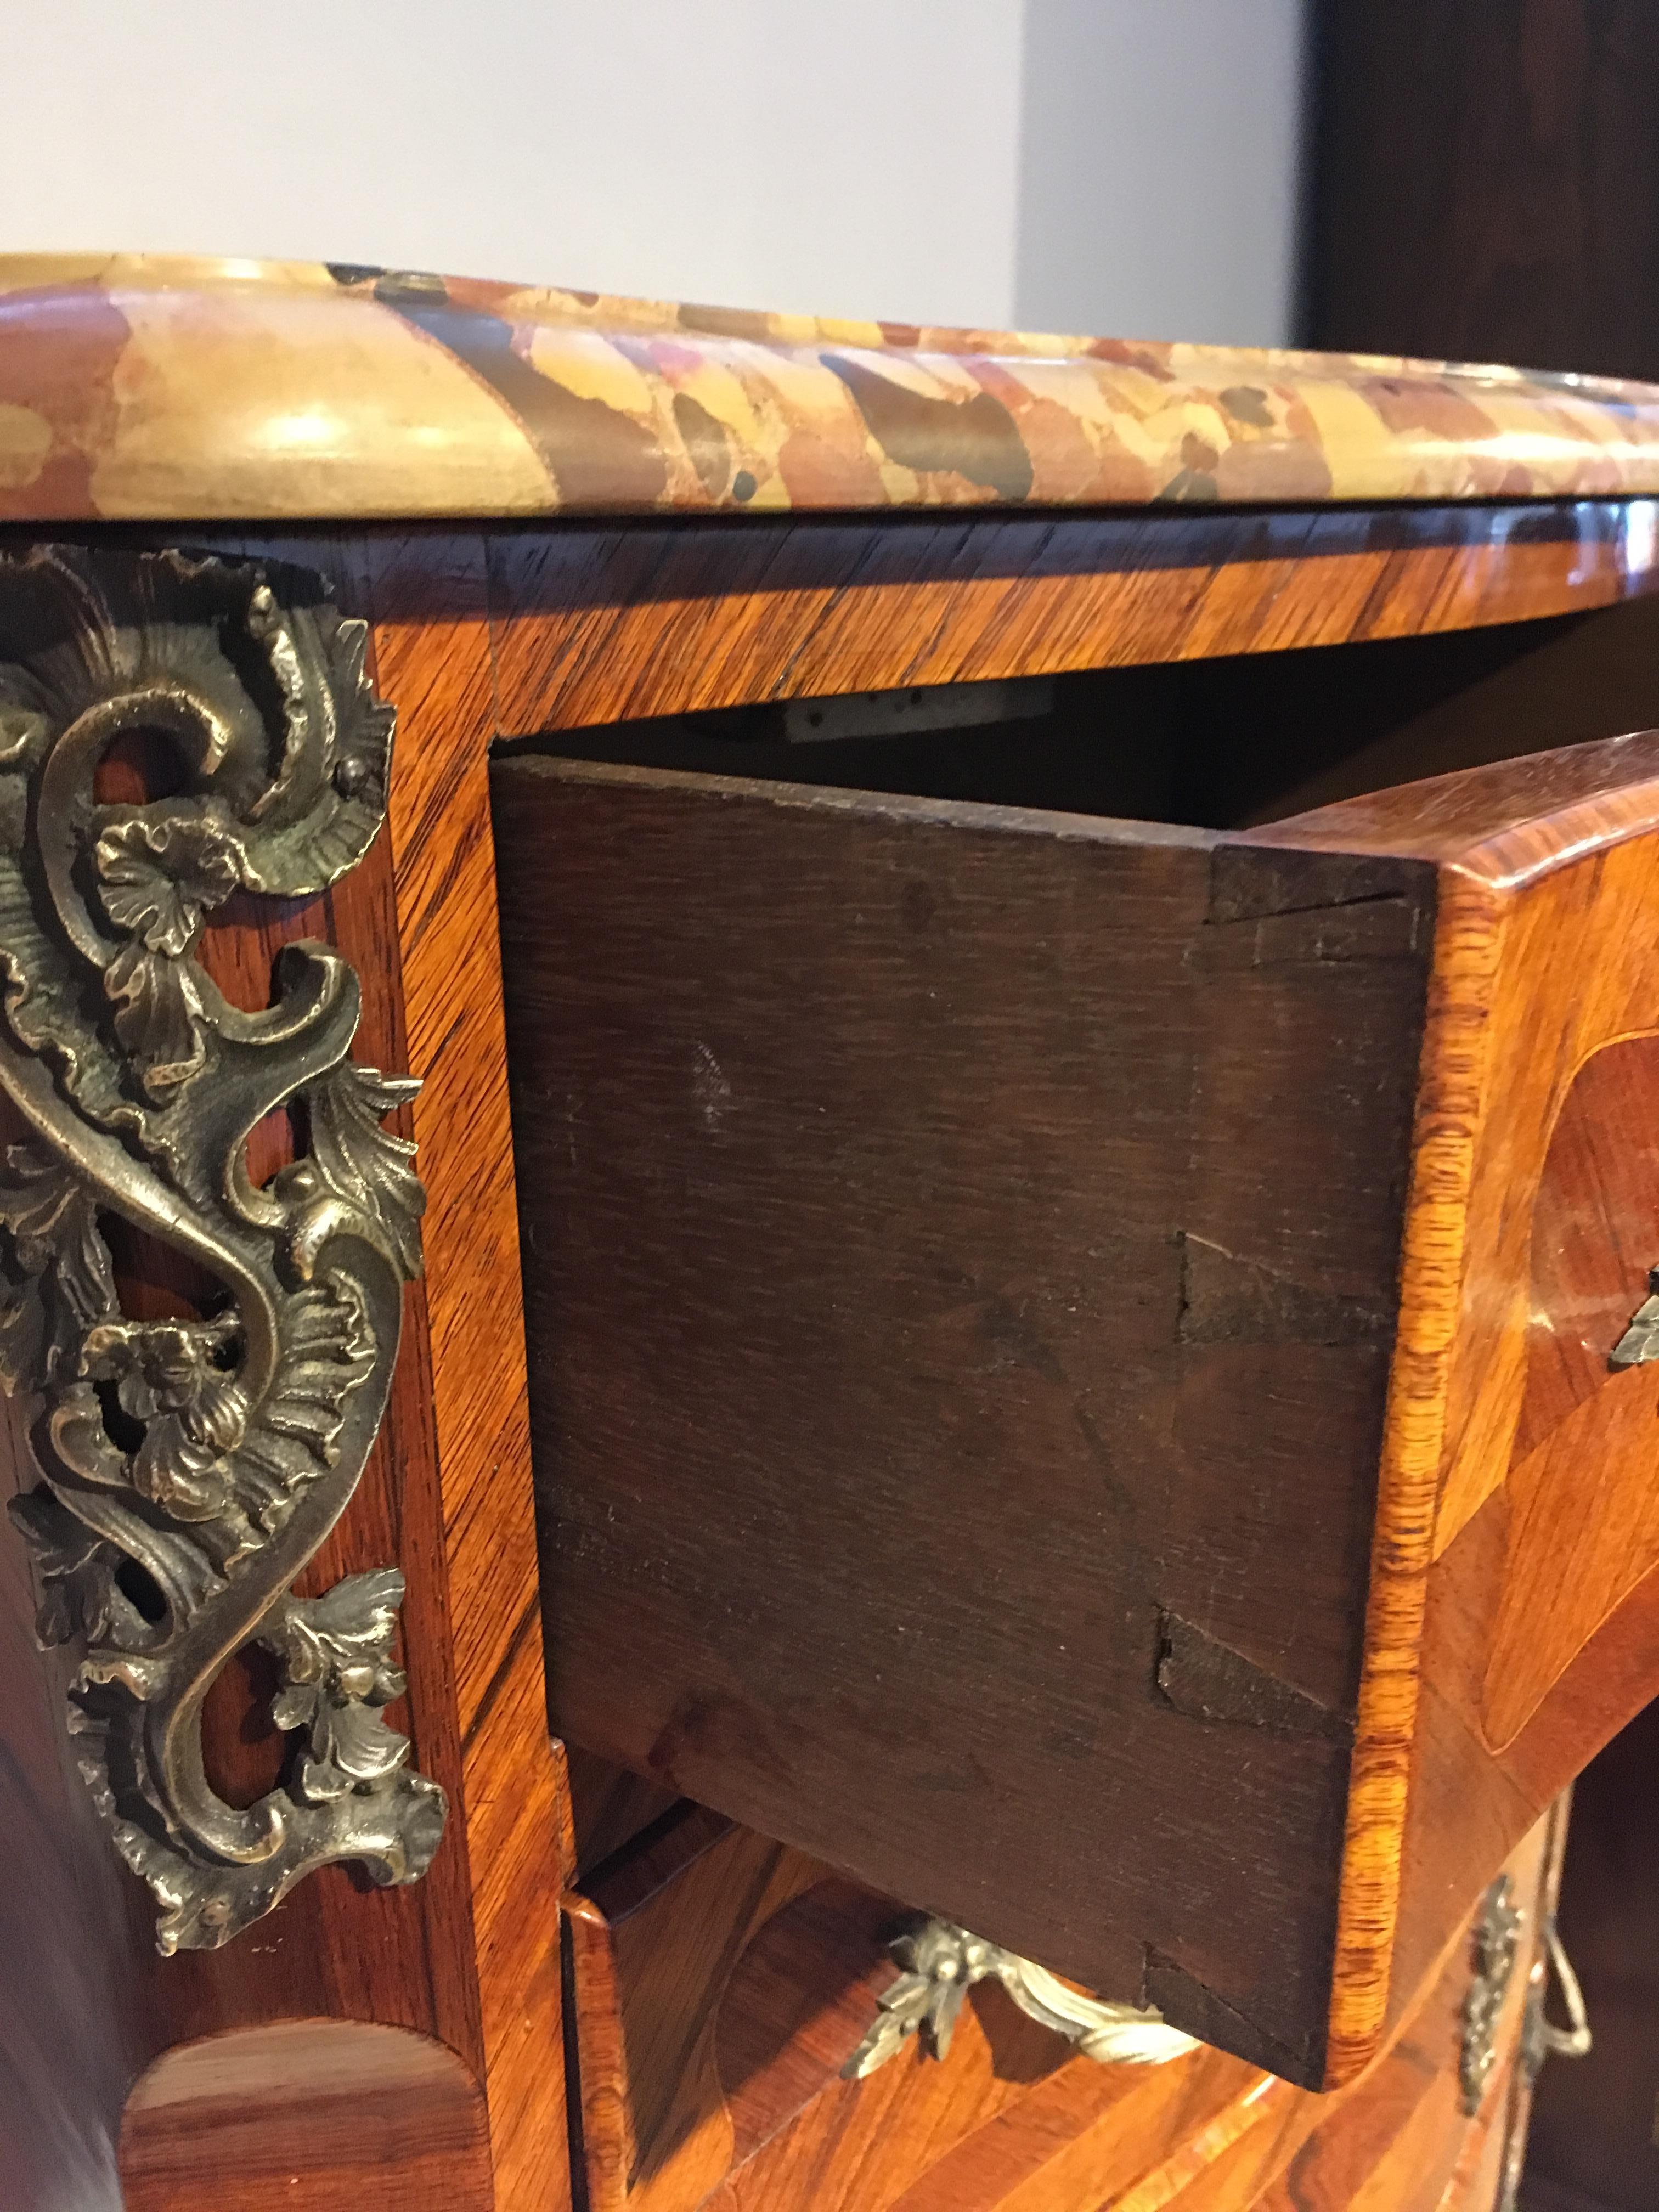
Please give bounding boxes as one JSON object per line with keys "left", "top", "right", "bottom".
{"left": 557, "top": 1799, "right": 1568, "bottom": 2211}
{"left": 0, "top": 255, "right": 1651, "bottom": 2208}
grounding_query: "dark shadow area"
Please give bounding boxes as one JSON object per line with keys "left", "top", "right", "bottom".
{"left": 1523, "top": 1698, "right": 1659, "bottom": 2212}
{"left": 199, "top": 1641, "right": 289, "bottom": 1812}
{"left": 496, "top": 599, "right": 1652, "bottom": 832}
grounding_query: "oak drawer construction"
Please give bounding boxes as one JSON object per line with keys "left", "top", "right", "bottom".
{"left": 497, "top": 720, "right": 1659, "bottom": 2092}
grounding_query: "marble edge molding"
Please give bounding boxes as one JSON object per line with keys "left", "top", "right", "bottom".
{"left": 4, "top": 252, "right": 1659, "bottom": 522}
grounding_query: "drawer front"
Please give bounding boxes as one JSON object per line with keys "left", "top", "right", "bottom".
{"left": 497, "top": 730, "right": 1659, "bottom": 2087}
{"left": 562, "top": 1799, "right": 1568, "bottom": 2211}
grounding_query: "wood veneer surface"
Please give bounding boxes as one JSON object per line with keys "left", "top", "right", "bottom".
{"left": 1243, "top": 735, "right": 1659, "bottom": 2080}
{"left": 3, "top": 487, "right": 1654, "bottom": 2197}
{"left": 485, "top": 503, "right": 1659, "bottom": 743}
{"left": 119, "top": 2021, "right": 493, "bottom": 2212}
{"left": 561, "top": 1799, "right": 1562, "bottom": 2211}
{"left": 0, "top": 530, "right": 567, "bottom": 2209}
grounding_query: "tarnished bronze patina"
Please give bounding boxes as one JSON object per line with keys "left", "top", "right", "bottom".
{"left": 0, "top": 546, "right": 444, "bottom": 1951}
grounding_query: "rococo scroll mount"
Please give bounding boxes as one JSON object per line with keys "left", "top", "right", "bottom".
{"left": 844, "top": 1918, "right": 1198, "bottom": 2079}
{"left": 0, "top": 545, "right": 444, "bottom": 1951}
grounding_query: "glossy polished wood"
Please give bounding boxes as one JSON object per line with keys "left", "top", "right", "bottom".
{"left": 3, "top": 482, "right": 1652, "bottom": 2199}
{"left": 119, "top": 2022, "right": 493, "bottom": 2212}
{"left": 367, "top": 538, "right": 572, "bottom": 2208}
{"left": 259, "top": 533, "right": 572, "bottom": 2204}
{"left": 0, "top": 530, "right": 570, "bottom": 2209}
{"left": 561, "top": 1800, "right": 1563, "bottom": 2210}
{"left": 487, "top": 503, "right": 1659, "bottom": 740}
{"left": 1248, "top": 734, "right": 1659, "bottom": 2078}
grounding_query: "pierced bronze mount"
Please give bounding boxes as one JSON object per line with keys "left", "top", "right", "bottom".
{"left": 1462, "top": 1871, "right": 1591, "bottom": 2136}
{"left": 843, "top": 1917, "right": 1198, "bottom": 2079}
{"left": 0, "top": 546, "right": 444, "bottom": 1952}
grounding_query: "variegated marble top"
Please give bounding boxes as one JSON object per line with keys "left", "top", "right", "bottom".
{"left": 4, "top": 254, "right": 1658, "bottom": 521}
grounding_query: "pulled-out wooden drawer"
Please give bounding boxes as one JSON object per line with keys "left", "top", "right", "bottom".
{"left": 561, "top": 1795, "right": 1569, "bottom": 2210}
{"left": 494, "top": 726, "right": 1659, "bottom": 2090}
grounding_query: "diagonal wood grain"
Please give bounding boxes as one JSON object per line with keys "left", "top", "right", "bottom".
{"left": 487, "top": 507, "right": 1659, "bottom": 741}
{"left": 369, "top": 535, "right": 571, "bottom": 2211}
{"left": 561, "top": 1801, "right": 1560, "bottom": 2211}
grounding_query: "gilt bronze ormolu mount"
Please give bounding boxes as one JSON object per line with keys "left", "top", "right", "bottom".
{"left": 0, "top": 546, "right": 444, "bottom": 1952}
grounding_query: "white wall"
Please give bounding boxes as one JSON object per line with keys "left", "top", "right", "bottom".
{"left": 2, "top": 0, "right": 1028, "bottom": 329}
{"left": 1015, "top": 0, "right": 1308, "bottom": 345}
{"left": 1, "top": 1, "right": 1306, "bottom": 344}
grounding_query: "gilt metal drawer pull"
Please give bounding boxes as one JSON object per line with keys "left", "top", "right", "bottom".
{"left": 1460, "top": 1875, "right": 1526, "bottom": 2112}
{"left": 1462, "top": 1874, "right": 1593, "bottom": 2118}
{"left": 843, "top": 1917, "right": 1198, "bottom": 2078}
{"left": 0, "top": 548, "right": 444, "bottom": 1952}
{"left": 1523, "top": 1917, "right": 1593, "bottom": 2069}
